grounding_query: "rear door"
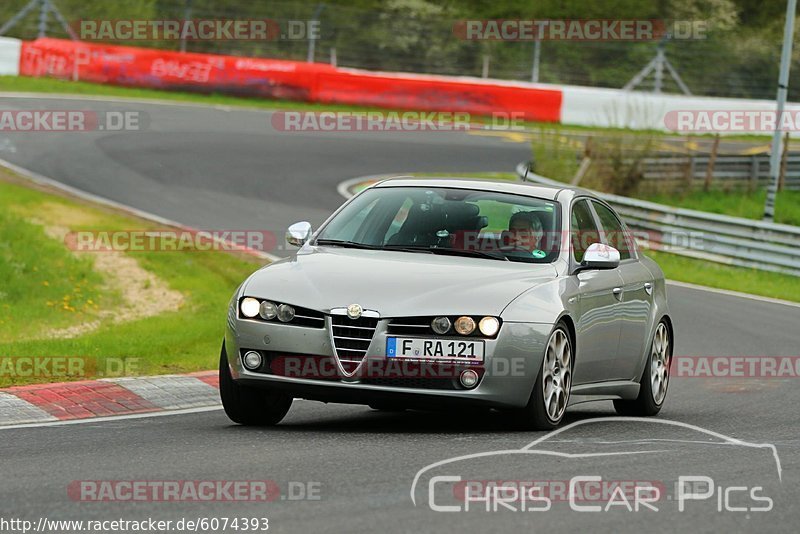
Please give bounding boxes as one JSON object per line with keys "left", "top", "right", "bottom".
{"left": 591, "top": 200, "right": 653, "bottom": 380}
{"left": 571, "top": 199, "right": 624, "bottom": 385}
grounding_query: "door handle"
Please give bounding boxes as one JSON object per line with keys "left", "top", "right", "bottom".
{"left": 612, "top": 287, "right": 623, "bottom": 300}
{"left": 644, "top": 282, "right": 653, "bottom": 295}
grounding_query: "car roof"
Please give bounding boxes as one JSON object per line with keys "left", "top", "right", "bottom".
{"left": 371, "top": 176, "right": 596, "bottom": 202}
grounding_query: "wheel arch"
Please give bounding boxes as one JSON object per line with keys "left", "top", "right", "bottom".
{"left": 557, "top": 313, "right": 577, "bottom": 366}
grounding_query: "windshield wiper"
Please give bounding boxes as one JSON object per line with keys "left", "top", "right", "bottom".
{"left": 314, "top": 239, "right": 382, "bottom": 250}
{"left": 316, "top": 240, "right": 507, "bottom": 261}
{"left": 384, "top": 245, "right": 508, "bottom": 261}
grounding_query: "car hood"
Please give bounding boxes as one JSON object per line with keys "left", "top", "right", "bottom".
{"left": 242, "top": 247, "right": 557, "bottom": 317}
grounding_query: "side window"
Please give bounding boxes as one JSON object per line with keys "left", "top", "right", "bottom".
{"left": 570, "top": 199, "right": 601, "bottom": 263}
{"left": 591, "top": 201, "right": 633, "bottom": 260}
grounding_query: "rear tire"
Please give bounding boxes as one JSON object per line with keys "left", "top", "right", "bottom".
{"left": 511, "top": 321, "right": 573, "bottom": 430}
{"left": 219, "top": 342, "right": 293, "bottom": 426}
{"left": 614, "top": 320, "right": 671, "bottom": 417}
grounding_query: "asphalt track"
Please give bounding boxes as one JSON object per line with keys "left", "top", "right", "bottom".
{"left": 1, "top": 96, "right": 799, "bottom": 533}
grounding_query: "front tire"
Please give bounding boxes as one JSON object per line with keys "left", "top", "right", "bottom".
{"left": 512, "top": 322, "right": 573, "bottom": 430}
{"left": 614, "top": 320, "right": 671, "bottom": 417}
{"left": 219, "top": 342, "right": 293, "bottom": 426}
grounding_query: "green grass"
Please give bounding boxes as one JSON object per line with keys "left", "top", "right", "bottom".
{"left": 643, "top": 250, "right": 800, "bottom": 302}
{"left": 641, "top": 189, "right": 800, "bottom": 227}
{"left": 0, "top": 173, "right": 263, "bottom": 387}
{"left": 0, "top": 203, "right": 112, "bottom": 340}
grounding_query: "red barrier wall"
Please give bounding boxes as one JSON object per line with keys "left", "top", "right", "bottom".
{"left": 19, "top": 38, "right": 562, "bottom": 122}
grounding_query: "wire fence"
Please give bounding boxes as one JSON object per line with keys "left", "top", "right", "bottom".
{"left": 0, "top": 0, "right": 792, "bottom": 101}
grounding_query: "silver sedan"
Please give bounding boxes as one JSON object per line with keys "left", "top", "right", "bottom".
{"left": 220, "top": 178, "right": 673, "bottom": 429}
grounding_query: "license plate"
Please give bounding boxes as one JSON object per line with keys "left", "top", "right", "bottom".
{"left": 386, "top": 337, "right": 484, "bottom": 362}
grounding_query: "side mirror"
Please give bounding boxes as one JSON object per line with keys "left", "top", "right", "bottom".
{"left": 286, "top": 221, "right": 312, "bottom": 247}
{"left": 580, "top": 243, "right": 620, "bottom": 270}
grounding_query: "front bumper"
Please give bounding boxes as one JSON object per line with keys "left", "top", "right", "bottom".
{"left": 225, "top": 315, "right": 552, "bottom": 409}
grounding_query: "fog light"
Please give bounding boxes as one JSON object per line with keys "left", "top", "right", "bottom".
{"left": 431, "top": 316, "right": 451, "bottom": 335}
{"left": 260, "top": 301, "right": 278, "bottom": 320}
{"left": 277, "top": 304, "right": 295, "bottom": 322}
{"left": 242, "top": 351, "right": 262, "bottom": 370}
{"left": 479, "top": 316, "right": 500, "bottom": 337}
{"left": 240, "top": 297, "right": 260, "bottom": 318}
{"left": 454, "top": 316, "right": 476, "bottom": 335}
{"left": 460, "top": 369, "right": 479, "bottom": 389}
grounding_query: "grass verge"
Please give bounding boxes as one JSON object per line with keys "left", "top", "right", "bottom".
{"left": 640, "top": 189, "right": 800, "bottom": 227}
{"left": 0, "top": 169, "right": 263, "bottom": 387}
{"left": 642, "top": 250, "right": 800, "bottom": 302}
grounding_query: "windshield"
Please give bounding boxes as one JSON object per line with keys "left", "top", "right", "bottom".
{"left": 315, "top": 186, "right": 560, "bottom": 263}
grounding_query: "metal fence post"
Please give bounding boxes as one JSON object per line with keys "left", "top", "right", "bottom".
{"left": 180, "top": 0, "right": 192, "bottom": 53}
{"left": 37, "top": 0, "right": 48, "bottom": 38}
{"left": 779, "top": 132, "right": 790, "bottom": 192}
{"left": 531, "top": 40, "right": 540, "bottom": 83}
{"left": 307, "top": 4, "right": 325, "bottom": 63}
{"left": 750, "top": 155, "right": 759, "bottom": 192}
{"left": 704, "top": 134, "right": 720, "bottom": 191}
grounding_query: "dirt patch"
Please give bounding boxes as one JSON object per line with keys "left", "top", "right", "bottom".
{"left": 35, "top": 223, "right": 184, "bottom": 339}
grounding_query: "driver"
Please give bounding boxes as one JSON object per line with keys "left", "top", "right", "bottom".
{"left": 506, "top": 211, "right": 547, "bottom": 258}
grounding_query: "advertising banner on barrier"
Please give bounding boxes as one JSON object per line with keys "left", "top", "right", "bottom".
{"left": 18, "top": 38, "right": 334, "bottom": 101}
{"left": 17, "top": 38, "right": 563, "bottom": 122}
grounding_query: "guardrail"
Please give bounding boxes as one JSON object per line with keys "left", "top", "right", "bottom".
{"left": 515, "top": 162, "right": 800, "bottom": 277}
{"left": 636, "top": 153, "right": 800, "bottom": 190}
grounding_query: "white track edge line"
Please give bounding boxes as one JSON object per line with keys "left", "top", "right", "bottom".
{"left": 666, "top": 279, "right": 800, "bottom": 309}
{"left": 0, "top": 405, "right": 223, "bottom": 430}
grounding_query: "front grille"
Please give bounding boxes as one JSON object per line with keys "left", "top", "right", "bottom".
{"left": 331, "top": 315, "right": 378, "bottom": 364}
{"left": 290, "top": 306, "right": 325, "bottom": 328}
{"left": 386, "top": 316, "right": 435, "bottom": 336}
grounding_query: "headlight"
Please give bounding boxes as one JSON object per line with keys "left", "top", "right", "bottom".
{"left": 479, "top": 316, "right": 500, "bottom": 337}
{"left": 431, "top": 316, "right": 451, "bottom": 335}
{"left": 454, "top": 316, "right": 476, "bottom": 335}
{"left": 240, "top": 297, "right": 260, "bottom": 318}
{"left": 259, "top": 301, "right": 278, "bottom": 320}
{"left": 277, "top": 304, "right": 295, "bottom": 322}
